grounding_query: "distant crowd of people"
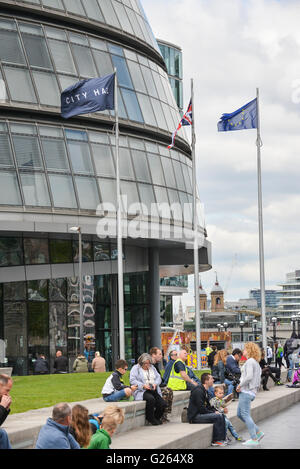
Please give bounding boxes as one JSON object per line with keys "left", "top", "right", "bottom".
{"left": 1, "top": 332, "right": 299, "bottom": 449}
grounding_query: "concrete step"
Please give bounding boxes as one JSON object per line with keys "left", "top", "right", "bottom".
{"left": 111, "top": 384, "right": 300, "bottom": 449}
{"left": 4, "top": 390, "right": 190, "bottom": 449}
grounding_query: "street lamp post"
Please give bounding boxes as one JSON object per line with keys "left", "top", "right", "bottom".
{"left": 239, "top": 320, "right": 245, "bottom": 342}
{"left": 69, "top": 226, "right": 84, "bottom": 356}
{"left": 217, "top": 323, "right": 222, "bottom": 332}
{"left": 223, "top": 322, "right": 228, "bottom": 332}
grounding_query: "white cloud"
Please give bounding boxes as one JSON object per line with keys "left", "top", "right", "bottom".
{"left": 142, "top": 0, "right": 300, "bottom": 300}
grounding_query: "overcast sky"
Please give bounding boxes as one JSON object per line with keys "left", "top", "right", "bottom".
{"left": 142, "top": 0, "right": 300, "bottom": 308}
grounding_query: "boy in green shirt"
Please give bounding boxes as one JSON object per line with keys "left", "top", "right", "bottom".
{"left": 88, "top": 415, "right": 117, "bottom": 449}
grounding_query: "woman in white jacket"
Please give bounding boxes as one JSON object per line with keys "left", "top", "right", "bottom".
{"left": 236, "top": 342, "right": 264, "bottom": 447}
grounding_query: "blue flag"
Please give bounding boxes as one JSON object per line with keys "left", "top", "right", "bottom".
{"left": 217, "top": 98, "right": 257, "bottom": 132}
{"left": 61, "top": 73, "right": 115, "bottom": 119}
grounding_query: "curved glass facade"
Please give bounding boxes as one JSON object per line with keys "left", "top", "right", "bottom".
{"left": 0, "top": 16, "right": 183, "bottom": 135}
{"left": 0, "top": 1, "right": 211, "bottom": 375}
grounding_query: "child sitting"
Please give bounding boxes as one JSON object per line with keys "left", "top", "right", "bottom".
{"left": 209, "top": 385, "right": 244, "bottom": 443}
{"left": 101, "top": 359, "right": 137, "bottom": 402}
{"left": 89, "top": 404, "right": 125, "bottom": 434}
{"left": 88, "top": 415, "right": 117, "bottom": 449}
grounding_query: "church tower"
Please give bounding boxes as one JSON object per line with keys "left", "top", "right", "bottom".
{"left": 210, "top": 273, "right": 224, "bottom": 312}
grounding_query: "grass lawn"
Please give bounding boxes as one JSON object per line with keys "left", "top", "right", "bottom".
{"left": 9, "top": 369, "right": 207, "bottom": 415}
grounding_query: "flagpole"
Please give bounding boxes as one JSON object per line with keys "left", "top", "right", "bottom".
{"left": 256, "top": 87, "right": 267, "bottom": 351}
{"left": 191, "top": 78, "right": 202, "bottom": 369}
{"left": 114, "top": 68, "right": 125, "bottom": 359}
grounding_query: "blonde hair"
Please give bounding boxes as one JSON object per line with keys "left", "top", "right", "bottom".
{"left": 214, "top": 384, "right": 225, "bottom": 394}
{"left": 103, "top": 405, "right": 125, "bottom": 425}
{"left": 244, "top": 342, "right": 261, "bottom": 362}
{"left": 213, "top": 349, "right": 228, "bottom": 366}
{"left": 101, "top": 415, "right": 118, "bottom": 433}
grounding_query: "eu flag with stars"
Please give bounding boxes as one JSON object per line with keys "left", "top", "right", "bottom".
{"left": 61, "top": 73, "right": 115, "bottom": 119}
{"left": 217, "top": 98, "right": 257, "bottom": 132}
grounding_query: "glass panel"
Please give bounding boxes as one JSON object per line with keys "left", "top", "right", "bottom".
{"left": 0, "top": 172, "right": 22, "bottom": 205}
{"left": 49, "top": 174, "right": 77, "bottom": 208}
{"left": 12, "top": 135, "right": 43, "bottom": 170}
{"left": 100, "top": 0, "right": 121, "bottom": 28}
{"left": 3, "top": 282, "right": 26, "bottom": 301}
{"left": 98, "top": 178, "right": 117, "bottom": 207}
{"left": 113, "top": 0, "right": 133, "bottom": 34}
{"left": 32, "top": 71, "right": 60, "bottom": 106}
{"left": 161, "top": 156, "right": 176, "bottom": 188}
{"left": 21, "top": 173, "right": 51, "bottom": 206}
{"left": 93, "top": 242, "right": 110, "bottom": 261}
{"left": 0, "top": 133, "right": 14, "bottom": 167}
{"left": 71, "top": 44, "right": 97, "bottom": 77}
{"left": 154, "top": 185, "right": 169, "bottom": 205}
{"left": 92, "top": 50, "right": 113, "bottom": 76}
{"left": 4, "top": 302, "right": 27, "bottom": 373}
{"left": 111, "top": 55, "right": 133, "bottom": 88}
{"left": 58, "top": 74, "right": 78, "bottom": 92}
{"left": 48, "top": 40, "right": 77, "bottom": 74}
{"left": 75, "top": 177, "right": 100, "bottom": 210}
{"left": 127, "top": 61, "right": 146, "bottom": 93}
{"left": 173, "top": 160, "right": 186, "bottom": 191}
{"left": 21, "top": 31, "right": 53, "bottom": 69}
{"left": 49, "top": 239, "right": 73, "bottom": 263}
{"left": 112, "top": 147, "right": 134, "bottom": 180}
{"left": 73, "top": 240, "right": 93, "bottom": 262}
{"left": 3, "top": 67, "right": 37, "bottom": 103}
{"left": 137, "top": 93, "right": 157, "bottom": 127}
{"left": 63, "top": 0, "right": 85, "bottom": 15}
{"left": 120, "top": 181, "right": 139, "bottom": 212}
{"left": 0, "top": 29, "right": 26, "bottom": 64}
{"left": 24, "top": 238, "right": 49, "bottom": 264}
{"left": 49, "top": 303, "right": 67, "bottom": 361}
{"left": 28, "top": 279, "right": 48, "bottom": 301}
{"left": 168, "top": 188, "right": 182, "bottom": 220}
{"left": 41, "top": 137, "right": 70, "bottom": 172}
{"left": 141, "top": 65, "right": 158, "bottom": 98}
{"left": 0, "top": 237, "right": 23, "bottom": 267}
{"left": 67, "top": 140, "right": 94, "bottom": 174}
{"left": 82, "top": 0, "right": 104, "bottom": 21}
{"left": 147, "top": 153, "right": 165, "bottom": 186}
{"left": 152, "top": 71, "right": 167, "bottom": 102}
{"left": 108, "top": 43, "right": 124, "bottom": 56}
{"left": 150, "top": 98, "right": 167, "bottom": 131}
{"left": 131, "top": 149, "right": 151, "bottom": 183}
{"left": 91, "top": 143, "right": 115, "bottom": 177}
{"left": 182, "top": 163, "right": 192, "bottom": 194}
{"left": 28, "top": 302, "right": 49, "bottom": 371}
{"left": 49, "top": 278, "right": 67, "bottom": 301}
{"left": 121, "top": 88, "right": 143, "bottom": 122}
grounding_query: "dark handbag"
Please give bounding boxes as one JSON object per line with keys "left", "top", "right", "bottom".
{"left": 181, "top": 407, "right": 188, "bottom": 423}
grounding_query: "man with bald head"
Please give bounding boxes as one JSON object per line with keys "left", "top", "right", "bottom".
{"left": 0, "top": 374, "right": 13, "bottom": 449}
{"left": 35, "top": 402, "right": 80, "bottom": 449}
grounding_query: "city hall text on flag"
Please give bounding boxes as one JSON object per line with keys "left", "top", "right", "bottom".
{"left": 217, "top": 98, "right": 257, "bottom": 132}
{"left": 61, "top": 73, "right": 115, "bottom": 119}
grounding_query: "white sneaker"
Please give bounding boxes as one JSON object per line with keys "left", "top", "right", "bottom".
{"left": 242, "top": 439, "right": 260, "bottom": 447}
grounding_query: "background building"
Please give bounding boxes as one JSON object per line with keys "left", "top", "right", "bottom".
{"left": 157, "top": 39, "right": 183, "bottom": 112}
{"left": 249, "top": 288, "right": 280, "bottom": 309}
{"left": 277, "top": 270, "right": 300, "bottom": 322}
{"left": 0, "top": 0, "right": 211, "bottom": 374}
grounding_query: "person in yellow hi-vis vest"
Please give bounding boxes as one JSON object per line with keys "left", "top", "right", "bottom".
{"left": 167, "top": 349, "right": 198, "bottom": 391}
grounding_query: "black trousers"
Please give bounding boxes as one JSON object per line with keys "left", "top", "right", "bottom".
{"left": 143, "top": 390, "right": 168, "bottom": 423}
{"left": 261, "top": 366, "right": 281, "bottom": 388}
{"left": 191, "top": 412, "right": 226, "bottom": 442}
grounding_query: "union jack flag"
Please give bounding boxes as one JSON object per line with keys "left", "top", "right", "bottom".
{"left": 168, "top": 99, "right": 192, "bottom": 149}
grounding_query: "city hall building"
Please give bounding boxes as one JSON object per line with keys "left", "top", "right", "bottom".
{"left": 0, "top": 0, "right": 211, "bottom": 374}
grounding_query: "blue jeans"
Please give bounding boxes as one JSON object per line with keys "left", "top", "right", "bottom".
{"left": 288, "top": 354, "right": 294, "bottom": 381}
{"left": 224, "top": 379, "right": 234, "bottom": 395}
{"left": 224, "top": 415, "right": 239, "bottom": 439}
{"left": 103, "top": 389, "right": 127, "bottom": 402}
{"left": 237, "top": 392, "right": 259, "bottom": 440}
{"left": 0, "top": 429, "right": 12, "bottom": 449}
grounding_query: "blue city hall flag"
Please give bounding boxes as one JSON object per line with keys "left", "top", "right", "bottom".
{"left": 217, "top": 98, "right": 257, "bottom": 132}
{"left": 61, "top": 73, "right": 115, "bottom": 119}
